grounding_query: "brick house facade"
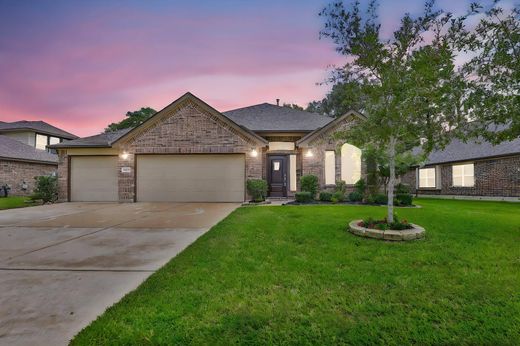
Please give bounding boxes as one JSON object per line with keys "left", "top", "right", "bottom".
{"left": 401, "top": 154, "right": 520, "bottom": 198}
{"left": 53, "top": 93, "right": 366, "bottom": 202}
{"left": 0, "top": 159, "right": 56, "bottom": 196}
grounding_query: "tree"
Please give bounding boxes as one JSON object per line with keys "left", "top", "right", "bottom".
{"left": 282, "top": 103, "right": 304, "bottom": 110}
{"left": 321, "top": 0, "right": 468, "bottom": 222}
{"left": 306, "top": 81, "right": 368, "bottom": 116}
{"left": 457, "top": 2, "right": 519, "bottom": 143}
{"left": 105, "top": 107, "right": 157, "bottom": 132}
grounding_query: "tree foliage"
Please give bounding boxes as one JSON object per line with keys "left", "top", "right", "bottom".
{"left": 457, "top": 1, "right": 519, "bottom": 143}
{"left": 105, "top": 107, "right": 157, "bottom": 132}
{"left": 321, "top": 0, "right": 468, "bottom": 221}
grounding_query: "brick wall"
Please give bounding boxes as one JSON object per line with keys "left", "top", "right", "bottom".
{"left": 117, "top": 101, "right": 264, "bottom": 202}
{"left": 301, "top": 115, "right": 366, "bottom": 190}
{"left": 401, "top": 154, "right": 520, "bottom": 197}
{"left": 0, "top": 159, "right": 56, "bottom": 196}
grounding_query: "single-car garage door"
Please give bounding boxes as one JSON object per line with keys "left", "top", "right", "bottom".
{"left": 70, "top": 156, "right": 118, "bottom": 202}
{"left": 136, "top": 154, "right": 245, "bottom": 202}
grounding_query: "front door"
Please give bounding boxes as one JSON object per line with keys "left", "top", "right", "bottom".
{"left": 268, "top": 155, "right": 287, "bottom": 197}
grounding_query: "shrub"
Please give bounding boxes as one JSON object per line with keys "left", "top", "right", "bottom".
{"left": 246, "top": 179, "right": 268, "bottom": 202}
{"left": 295, "top": 191, "right": 313, "bottom": 203}
{"left": 319, "top": 191, "right": 332, "bottom": 202}
{"left": 396, "top": 193, "right": 413, "bottom": 206}
{"left": 332, "top": 191, "right": 345, "bottom": 202}
{"left": 396, "top": 183, "right": 411, "bottom": 194}
{"left": 300, "top": 175, "right": 319, "bottom": 198}
{"left": 354, "top": 178, "right": 366, "bottom": 194}
{"left": 334, "top": 180, "right": 347, "bottom": 194}
{"left": 365, "top": 194, "right": 375, "bottom": 204}
{"left": 373, "top": 193, "right": 388, "bottom": 205}
{"left": 348, "top": 191, "right": 363, "bottom": 202}
{"left": 31, "top": 175, "right": 58, "bottom": 203}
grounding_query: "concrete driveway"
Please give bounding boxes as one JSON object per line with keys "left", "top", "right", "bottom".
{"left": 0, "top": 202, "right": 239, "bottom": 345}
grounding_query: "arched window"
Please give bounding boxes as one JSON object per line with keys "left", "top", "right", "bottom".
{"left": 341, "top": 143, "right": 361, "bottom": 184}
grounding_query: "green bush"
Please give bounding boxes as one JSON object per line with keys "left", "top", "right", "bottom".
{"left": 335, "top": 180, "right": 347, "bottom": 194}
{"left": 396, "top": 193, "right": 413, "bottom": 206}
{"left": 332, "top": 191, "right": 345, "bottom": 203}
{"left": 365, "top": 194, "right": 375, "bottom": 204}
{"left": 348, "top": 191, "right": 363, "bottom": 202}
{"left": 295, "top": 191, "right": 313, "bottom": 203}
{"left": 319, "top": 191, "right": 332, "bottom": 202}
{"left": 300, "top": 175, "right": 319, "bottom": 198}
{"left": 354, "top": 178, "right": 366, "bottom": 194}
{"left": 246, "top": 179, "right": 268, "bottom": 202}
{"left": 396, "top": 183, "right": 411, "bottom": 194}
{"left": 31, "top": 175, "right": 58, "bottom": 203}
{"left": 373, "top": 193, "right": 388, "bottom": 205}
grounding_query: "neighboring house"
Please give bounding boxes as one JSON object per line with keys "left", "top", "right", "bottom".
{"left": 0, "top": 135, "right": 58, "bottom": 195}
{"left": 50, "top": 92, "right": 366, "bottom": 202}
{"left": 0, "top": 120, "right": 77, "bottom": 196}
{"left": 401, "top": 135, "right": 520, "bottom": 198}
{"left": 0, "top": 120, "right": 78, "bottom": 153}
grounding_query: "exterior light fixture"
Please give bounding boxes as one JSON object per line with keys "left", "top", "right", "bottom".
{"left": 305, "top": 149, "right": 314, "bottom": 158}
{"left": 120, "top": 151, "right": 129, "bottom": 160}
{"left": 250, "top": 149, "right": 258, "bottom": 158}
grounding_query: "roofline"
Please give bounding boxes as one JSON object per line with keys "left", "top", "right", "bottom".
{"left": 48, "top": 144, "right": 112, "bottom": 149}
{"left": 0, "top": 128, "right": 78, "bottom": 139}
{"left": 296, "top": 110, "right": 366, "bottom": 147}
{"left": 113, "top": 92, "right": 268, "bottom": 146}
{"left": 253, "top": 130, "right": 314, "bottom": 134}
{"left": 0, "top": 156, "right": 58, "bottom": 165}
{"left": 415, "top": 152, "right": 520, "bottom": 167}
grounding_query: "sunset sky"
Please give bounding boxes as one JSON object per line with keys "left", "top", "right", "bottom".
{"left": 1, "top": 0, "right": 474, "bottom": 136}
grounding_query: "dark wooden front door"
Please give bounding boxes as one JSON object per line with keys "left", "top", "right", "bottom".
{"left": 268, "top": 155, "right": 287, "bottom": 197}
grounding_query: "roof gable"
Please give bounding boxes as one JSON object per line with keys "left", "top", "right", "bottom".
{"left": 297, "top": 110, "right": 366, "bottom": 147}
{"left": 114, "top": 92, "right": 267, "bottom": 146}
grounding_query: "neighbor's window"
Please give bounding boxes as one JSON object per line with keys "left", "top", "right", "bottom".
{"left": 341, "top": 143, "right": 361, "bottom": 184}
{"left": 49, "top": 136, "right": 60, "bottom": 145}
{"left": 325, "top": 151, "right": 335, "bottom": 185}
{"left": 35, "top": 134, "right": 48, "bottom": 150}
{"left": 452, "top": 163, "right": 474, "bottom": 187}
{"left": 419, "top": 167, "right": 436, "bottom": 188}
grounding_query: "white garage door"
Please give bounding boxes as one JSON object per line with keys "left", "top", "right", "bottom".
{"left": 70, "top": 156, "right": 118, "bottom": 202}
{"left": 137, "top": 154, "right": 245, "bottom": 202}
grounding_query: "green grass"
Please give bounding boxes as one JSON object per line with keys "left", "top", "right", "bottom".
{"left": 72, "top": 199, "right": 520, "bottom": 345}
{"left": 0, "top": 196, "right": 30, "bottom": 210}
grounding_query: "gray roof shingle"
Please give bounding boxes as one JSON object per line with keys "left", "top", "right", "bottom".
{"left": 223, "top": 103, "right": 333, "bottom": 132}
{"left": 0, "top": 120, "right": 78, "bottom": 139}
{"left": 49, "top": 128, "right": 131, "bottom": 148}
{"left": 416, "top": 136, "right": 520, "bottom": 165}
{"left": 0, "top": 135, "right": 58, "bottom": 164}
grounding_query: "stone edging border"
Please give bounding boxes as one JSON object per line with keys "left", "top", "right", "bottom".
{"left": 348, "top": 220, "right": 425, "bottom": 241}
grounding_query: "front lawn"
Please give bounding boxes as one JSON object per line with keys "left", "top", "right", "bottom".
{"left": 0, "top": 196, "right": 30, "bottom": 210}
{"left": 72, "top": 199, "right": 520, "bottom": 345}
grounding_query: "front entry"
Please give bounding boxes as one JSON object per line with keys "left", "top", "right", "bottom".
{"left": 268, "top": 155, "right": 288, "bottom": 197}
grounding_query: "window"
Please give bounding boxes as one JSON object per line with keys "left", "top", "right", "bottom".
{"left": 341, "top": 143, "right": 361, "bottom": 184}
{"left": 35, "top": 134, "right": 48, "bottom": 150}
{"left": 290, "top": 155, "right": 297, "bottom": 191}
{"left": 419, "top": 167, "right": 436, "bottom": 188}
{"left": 325, "top": 151, "right": 335, "bottom": 185}
{"left": 49, "top": 136, "right": 60, "bottom": 145}
{"left": 452, "top": 163, "right": 474, "bottom": 187}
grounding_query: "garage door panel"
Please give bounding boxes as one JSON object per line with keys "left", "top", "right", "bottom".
{"left": 137, "top": 155, "right": 244, "bottom": 202}
{"left": 70, "top": 156, "right": 118, "bottom": 202}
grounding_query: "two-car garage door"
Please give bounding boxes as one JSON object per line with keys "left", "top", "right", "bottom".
{"left": 69, "top": 154, "right": 245, "bottom": 202}
{"left": 136, "top": 155, "right": 244, "bottom": 202}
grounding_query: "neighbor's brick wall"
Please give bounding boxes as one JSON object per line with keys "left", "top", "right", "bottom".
{"left": 301, "top": 115, "right": 366, "bottom": 190}
{"left": 401, "top": 154, "right": 520, "bottom": 197}
{"left": 0, "top": 159, "right": 56, "bottom": 196}
{"left": 118, "top": 101, "right": 264, "bottom": 202}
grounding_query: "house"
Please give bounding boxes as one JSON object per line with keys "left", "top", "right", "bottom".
{"left": 0, "top": 120, "right": 78, "bottom": 153}
{"left": 401, "top": 134, "right": 520, "bottom": 199}
{"left": 0, "top": 121, "right": 78, "bottom": 195}
{"left": 50, "top": 92, "right": 366, "bottom": 202}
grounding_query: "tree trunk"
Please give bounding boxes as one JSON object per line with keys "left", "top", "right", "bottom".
{"left": 387, "top": 136, "right": 396, "bottom": 223}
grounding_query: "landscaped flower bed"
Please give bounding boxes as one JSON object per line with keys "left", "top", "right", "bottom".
{"left": 348, "top": 217, "right": 425, "bottom": 241}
